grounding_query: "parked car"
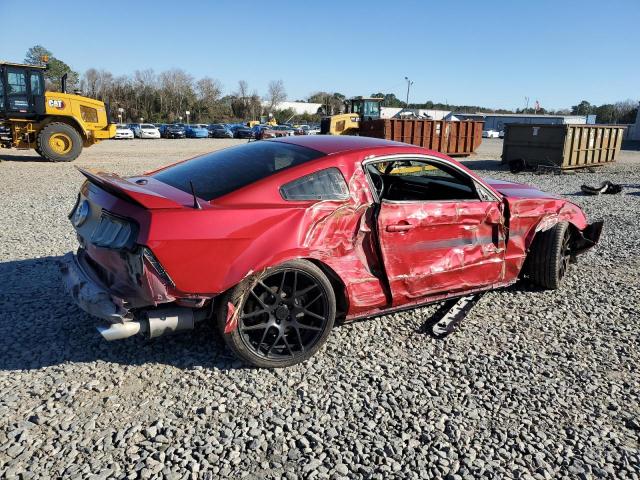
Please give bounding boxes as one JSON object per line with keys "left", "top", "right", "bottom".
{"left": 184, "top": 124, "right": 209, "bottom": 138}
{"left": 61, "top": 136, "right": 602, "bottom": 368}
{"left": 162, "top": 124, "right": 186, "bottom": 139}
{"left": 300, "top": 125, "right": 320, "bottom": 135}
{"left": 251, "top": 125, "right": 277, "bottom": 140}
{"left": 208, "top": 124, "right": 234, "bottom": 138}
{"left": 134, "top": 124, "right": 161, "bottom": 139}
{"left": 127, "top": 123, "right": 141, "bottom": 137}
{"left": 233, "top": 126, "right": 255, "bottom": 139}
{"left": 272, "top": 125, "right": 296, "bottom": 136}
{"left": 482, "top": 129, "right": 500, "bottom": 139}
{"left": 114, "top": 124, "right": 134, "bottom": 140}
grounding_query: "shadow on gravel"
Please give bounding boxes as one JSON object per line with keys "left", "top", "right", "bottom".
{"left": 0, "top": 153, "right": 50, "bottom": 162}
{"left": 0, "top": 256, "right": 238, "bottom": 372}
{"left": 459, "top": 159, "right": 508, "bottom": 172}
{"left": 415, "top": 281, "right": 541, "bottom": 336}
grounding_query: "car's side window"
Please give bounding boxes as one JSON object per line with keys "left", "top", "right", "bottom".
{"left": 280, "top": 168, "right": 349, "bottom": 201}
{"left": 369, "top": 159, "right": 480, "bottom": 202}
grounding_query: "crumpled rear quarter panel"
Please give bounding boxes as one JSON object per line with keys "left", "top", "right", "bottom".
{"left": 145, "top": 159, "right": 389, "bottom": 315}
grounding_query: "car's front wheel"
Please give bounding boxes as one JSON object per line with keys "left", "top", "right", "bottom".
{"left": 217, "top": 260, "right": 336, "bottom": 368}
{"left": 525, "top": 221, "right": 572, "bottom": 290}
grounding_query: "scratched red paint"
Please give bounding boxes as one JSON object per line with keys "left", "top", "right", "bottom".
{"left": 224, "top": 302, "right": 237, "bottom": 334}
{"left": 66, "top": 136, "right": 601, "bottom": 326}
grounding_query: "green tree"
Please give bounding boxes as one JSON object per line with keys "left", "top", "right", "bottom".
{"left": 595, "top": 104, "right": 616, "bottom": 123}
{"left": 370, "top": 92, "right": 404, "bottom": 107}
{"left": 308, "top": 92, "right": 345, "bottom": 115}
{"left": 273, "top": 108, "right": 296, "bottom": 124}
{"left": 571, "top": 100, "right": 594, "bottom": 116}
{"left": 24, "top": 45, "right": 79, "bottom": 91}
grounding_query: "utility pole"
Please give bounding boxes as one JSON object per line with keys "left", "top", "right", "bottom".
{"left": 524, "top": 96, "right": 530, "bottom": 113}
{"left": 404, "top": 76, "right": 414, "bottom": 109}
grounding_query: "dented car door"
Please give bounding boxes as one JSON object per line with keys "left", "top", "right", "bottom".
{"left": 369, "top": 158, "right": 506, "bottom": 305}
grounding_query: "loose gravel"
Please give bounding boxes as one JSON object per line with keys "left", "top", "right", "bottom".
{"left": 0, "top": 138, "right": 639, "bottom": 479}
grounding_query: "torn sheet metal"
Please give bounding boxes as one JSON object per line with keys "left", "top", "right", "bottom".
{"left": 377, "top": 200, "right": 506, "bottom": 304}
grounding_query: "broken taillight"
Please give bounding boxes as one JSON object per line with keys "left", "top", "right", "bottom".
{"left": 142, "top": 247, "right": 175, "bottom": 287}
{"left": 90, "top": 211, "right": 139, "bottom": 250}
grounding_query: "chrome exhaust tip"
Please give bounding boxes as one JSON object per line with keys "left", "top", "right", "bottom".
{"left": 96, "top": 306, "right": 202, "bottom": 341}
{"left": 97, "top": 321, "right": 143, "bottom": 341}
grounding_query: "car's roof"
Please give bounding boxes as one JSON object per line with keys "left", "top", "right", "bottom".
{"left": 272, "top": 135, "right": 410, "bottom": 155}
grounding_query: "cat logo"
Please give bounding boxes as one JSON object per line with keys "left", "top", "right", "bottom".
{"left": 48, "top": 99, "right": 65, "bottom": 110}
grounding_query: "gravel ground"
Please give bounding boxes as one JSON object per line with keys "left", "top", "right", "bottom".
{"left": 0, "top": 138, "right": 639, "bottom": 479}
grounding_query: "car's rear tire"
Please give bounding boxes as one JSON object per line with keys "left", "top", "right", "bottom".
{"left": 526, "top": 221, "right": 572, "bottom": 290}
{"left": 36, "top": 122, "right": 83, "bottom": 162}
{"left": 217, "top": 260, "right": 336, "bottom": 368}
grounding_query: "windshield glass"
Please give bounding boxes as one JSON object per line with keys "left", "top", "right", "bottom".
{"left": 154, "top": 142, "right": 324, "bottom": 201}
{"left": 363, "top": 101, "right": 380, "bottom": 118}
{"left": 141, "top": 124, "right": 155, "bottom": 129}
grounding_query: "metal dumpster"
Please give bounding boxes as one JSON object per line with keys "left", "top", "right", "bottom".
{"left": 359, "top": 119, "right": 484, "bottom": 157}
{"left": 501, "top": 124, "right": 625, "bottom": 170}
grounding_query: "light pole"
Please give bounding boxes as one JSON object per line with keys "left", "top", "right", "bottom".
{"left": 404, "top": 76, "right": 414, "bottom": 109}
{"left": 524, "top": 96, "right": 530, "bottom": 113}
{"left": 178, "top": 116, "right": 183, "bottom": 125}
{"left": 185, "top": 111, "right": 190, "bottom": 125}
{"left": 118, "top": 107, "right": 124, "bottom": 125}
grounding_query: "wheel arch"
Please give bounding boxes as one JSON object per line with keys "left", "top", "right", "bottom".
{"left": 39, "top": 116, "right": 87, "bottom": 141}
{"left": 305, "top": 258, "right": 349, "bottom": 320}
{"left": 520, "top": 217, "right": 582, "bottom": 280}
{"left": 524, "top": 214, "right": 584, "bottom": 254}
{"left": 214, "top": 255, "right": 349, "bottom": 322}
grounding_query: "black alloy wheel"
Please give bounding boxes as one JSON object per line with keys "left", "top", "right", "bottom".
{"left": 219, "top": 260, "right": 336, "bottom": 367}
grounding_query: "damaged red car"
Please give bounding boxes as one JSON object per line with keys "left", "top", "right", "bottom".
{"left": 61, "top": 136, "right": 602, "bottom": 367}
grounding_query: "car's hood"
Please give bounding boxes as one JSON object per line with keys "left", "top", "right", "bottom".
{"left": 483, "top": 177, "right": 563, "bottom": 200}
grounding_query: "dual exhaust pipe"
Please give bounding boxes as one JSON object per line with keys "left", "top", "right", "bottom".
{"left": 97, "top": 307, "right": 206, "bottom": 341}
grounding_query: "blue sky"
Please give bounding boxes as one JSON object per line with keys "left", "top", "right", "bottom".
{"left": 1, "top": 0, "right": 638, "bottom": 110}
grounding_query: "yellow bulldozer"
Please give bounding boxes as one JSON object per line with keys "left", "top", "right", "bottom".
{"left": 0, "top": 60, "right": 115, "bottom": 162}
{"left": 319, "top": 97, "right": 383, "bottom": 135}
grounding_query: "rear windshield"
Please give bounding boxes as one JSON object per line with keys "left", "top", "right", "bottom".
{"left": 153, "top": 141, "right": 324, "bottom": 201}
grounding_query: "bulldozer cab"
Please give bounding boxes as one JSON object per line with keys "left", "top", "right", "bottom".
{"left": 0, "top": 63, "right": 46, "bottom": 119}
{"left": 345, "top": 97, "right": 382, "bottom": 121}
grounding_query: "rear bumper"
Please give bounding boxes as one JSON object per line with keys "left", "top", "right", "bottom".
{"left": 60, "top": 251, "right": 131, "bottom": 322}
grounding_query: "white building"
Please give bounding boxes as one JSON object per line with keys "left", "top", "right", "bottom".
{"left": 264, "top": 101, "right": 323, "bottom": 115}
{"left": 448, "top": 112, "right": 589, "bottom": 131}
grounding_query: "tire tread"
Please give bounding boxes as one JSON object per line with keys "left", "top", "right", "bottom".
{"left": 527, "top": 221, "right": 569, "bottom": 290}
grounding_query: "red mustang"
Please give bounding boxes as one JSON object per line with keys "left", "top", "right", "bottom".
{"left": 61, "top": 136, "right": 602, "bottom": 367}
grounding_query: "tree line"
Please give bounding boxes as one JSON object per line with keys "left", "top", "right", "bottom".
{"left": 23, "top": 45, "right": 638, "bottom": 125}
{"left": 25, "top": 45, "right": 296, "bottom": 124}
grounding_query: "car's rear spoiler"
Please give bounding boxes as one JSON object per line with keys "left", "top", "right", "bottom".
{"left": 77, "top": 168, "right": 184, "bottom": 209}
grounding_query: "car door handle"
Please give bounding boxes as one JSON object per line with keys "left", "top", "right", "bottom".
{"left": 386, "top": 223, "right": 414, "bottom": 232}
